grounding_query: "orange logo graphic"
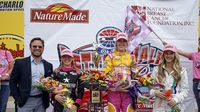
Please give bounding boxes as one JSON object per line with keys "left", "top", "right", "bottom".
{"left": 31, "top": 3, "right": 89, "bottom": 23}
{"left": 0, "top": 34, "right": 24, "bottom": 59}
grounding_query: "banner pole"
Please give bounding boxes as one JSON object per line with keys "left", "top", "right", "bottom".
{"left": 151, "top": 30, "right": 166, "bottom": 46}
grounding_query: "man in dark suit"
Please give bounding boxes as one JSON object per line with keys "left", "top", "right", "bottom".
{"left": 10, "top": 37, "right": 53, "bottom": 112}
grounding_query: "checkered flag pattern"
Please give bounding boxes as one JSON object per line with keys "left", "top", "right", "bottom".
{"left": 125, "top": 6, "right": 152, "bottom": 53}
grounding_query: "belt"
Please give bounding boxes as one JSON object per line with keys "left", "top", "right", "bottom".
{"left": 29, "top": 94, "right": 43, "bottom": 98}
{"left": 193, "top": 78, "right": 200, "bottom": 83}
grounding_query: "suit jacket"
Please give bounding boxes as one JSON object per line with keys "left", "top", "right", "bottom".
{"left": 10, "top": 56, "right": 53, "bottom": 108}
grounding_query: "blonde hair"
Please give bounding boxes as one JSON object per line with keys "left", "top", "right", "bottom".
{"left": 157, "top": 52, "right": 182, "bottom": 84}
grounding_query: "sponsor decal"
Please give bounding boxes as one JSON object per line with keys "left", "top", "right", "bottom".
{"left": 96, "top": 27, "right": 122, "bottom": 56}
{"left": 0, "top": 0, "right": 23, "bottom": 11}
{"left": 0, "top": 34, "right": 24, "bottom": 59}
{"left": 134, "top": 43, "right": 162, "bottom": 76}
{"left": 31, "top": 3, "right": 89, "bottom": 23}
{"left": 131, "top": 5, "right": 195, "bottom": 26}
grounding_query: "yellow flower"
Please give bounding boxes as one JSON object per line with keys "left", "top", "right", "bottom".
{"left": 64, "top": 97, "right": 74, "bottom": 108}
{"left": 94, "top": 73, "right": 100, "bottom": 80}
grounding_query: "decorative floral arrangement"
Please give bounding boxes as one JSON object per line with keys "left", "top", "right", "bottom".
{"left": 34, "top": 77, "right": 74, "bottom": 110}
{"left": 144, "top": 78, "right": 181, "bottom": 112}
{"left": 158, "top": 86, "right": 181, "bottom": 112}
{"left": 133, "top": 73, "right": 155, "bottom": 87}
{"left": 128, "top": 66, "right": 180, "bottom": 112}
{"left": 34, "top": 77, "right": 59, "bottom": 92}
{"left": 128, "top": 71, "right": 157, "bottom": 110}
{"left": 79, "top": 70, "right": 108, "bottom": 90}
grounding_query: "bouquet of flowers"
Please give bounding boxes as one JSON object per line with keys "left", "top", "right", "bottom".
{"left": 152, "top": 82, "right": 181, "bottom": 112}
{"left": 34, "top": 77, "right": 59, "bottom": 92}
{"left": 79, "top": 70, "right": 108, "bottom": 90}
{"left": 34, "top": 77, "right": 74, "bottom": 110}
{"left": 106, "top": 71, "right": 131, "bottom": 89}
{"left": 133, "top": 73, "right": 155, "bottom": 87}
{"left": 163, "top": 88, "right": 181, "bottom": 112}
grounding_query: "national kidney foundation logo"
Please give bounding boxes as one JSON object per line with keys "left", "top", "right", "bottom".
{"left": 31, "top": 3, "right": 89, "bottom": 23}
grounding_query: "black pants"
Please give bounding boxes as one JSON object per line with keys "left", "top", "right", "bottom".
{"left": 193, "top": 79, "right": 200, "bottom": 112}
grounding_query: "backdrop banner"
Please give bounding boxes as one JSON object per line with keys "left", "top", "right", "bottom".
{"left": 0, "top": 0, "right": 24, "bottom": 59}
{"left": 25, "top": 0, "right": 198, "bottom": 111}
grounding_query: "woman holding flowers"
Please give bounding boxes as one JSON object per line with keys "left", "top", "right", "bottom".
{"left": 52, "top": 46, "right": 84, "bottom": 112}
{"left": 150, "top": 43, "right": 189, "bottom": 112}
{"left": 103, "top": 32, "right": 136, "bottom": 112}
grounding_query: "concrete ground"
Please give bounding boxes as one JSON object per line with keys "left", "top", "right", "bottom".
{"left": 6, "top": 97, "right": 198, "bottom": 112}
{"left": 6, "top": 97, "right": 53, "bottom": 112}
{"left": 6, "top": 97, "right": 15, "bottom": 112}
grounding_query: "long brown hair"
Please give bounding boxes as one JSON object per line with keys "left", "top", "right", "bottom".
{"left": 157, "top": 52, "right": 182, "bottom": 84}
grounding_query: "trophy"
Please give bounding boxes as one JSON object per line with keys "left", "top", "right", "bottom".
{"left": 93, "top": 42, "right": 101, "bottom": 69}
{"left": 88, "top": 42, "right": 103, "bottom": 111}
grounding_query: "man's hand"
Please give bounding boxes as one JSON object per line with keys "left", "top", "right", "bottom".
{"left": 40, "top": 77, "right": 51, "bottom": 83}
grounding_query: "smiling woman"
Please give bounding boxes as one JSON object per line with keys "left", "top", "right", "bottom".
{"left": 103, "top": 32, "right": 137, "bottom": 112}
{"left": 51, "top": 45, "right": 84, "bottom": 112}
{"left": 149, "top": 43, "right": 189, "bottom": 112}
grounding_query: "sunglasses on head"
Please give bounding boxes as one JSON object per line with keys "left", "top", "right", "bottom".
{"left": 32, "top": 45, "right": 43, "bottom": 49}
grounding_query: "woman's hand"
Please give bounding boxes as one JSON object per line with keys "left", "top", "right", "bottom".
{"left": 66, "top": 105, "right": 77, "bottom": 112}
{"left": 1, "top": 74, "right": 10, "bottom": 80}
{"left": 115, "top": 85, "right": 129, "bottom": 92}
{"left": 55, "top": 94, "right": 64, "bottom": 105}
{"left": 108, "top": 86, "right": 128, "bottom": 92}
{"left": 1, "top": 75, "right": 8, "bottom": 80}
{"left": 155, "top": 90, "right": 167, "bottom": 100}
{"left": 54, "top": 68, "right": 60, "bottom": 73}
{"left": 167, "top": 98, "right": 176, "bottom": 107}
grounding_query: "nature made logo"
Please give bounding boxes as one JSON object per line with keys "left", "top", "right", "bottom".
{"left": 0, "top": 34, "right": 24, "bottom": 59}
{"left": 31, "top": 3, "right": 89, "bottom": 23}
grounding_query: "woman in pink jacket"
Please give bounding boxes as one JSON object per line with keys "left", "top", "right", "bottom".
{"left": 0, "top": 49, "right": 14, "bottom": 112}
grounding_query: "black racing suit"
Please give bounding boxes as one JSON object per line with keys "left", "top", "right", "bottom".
{"left": 52, "top": 67, "right": 84, "bottom": 112}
